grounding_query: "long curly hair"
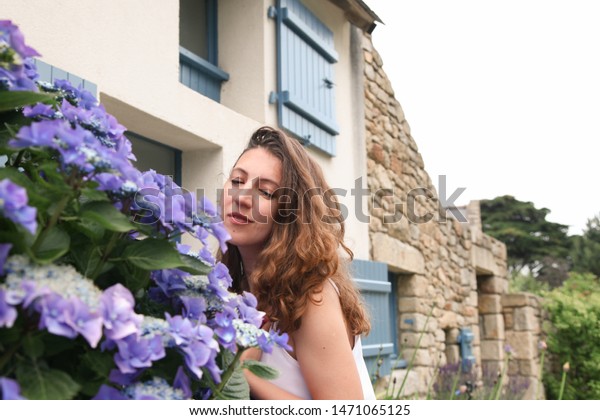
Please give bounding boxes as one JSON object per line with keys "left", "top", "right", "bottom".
{"left": 221, "top": 127, "right": 370, "bottom": 336}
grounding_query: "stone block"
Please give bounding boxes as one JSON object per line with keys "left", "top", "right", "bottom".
{"left": 438, "top": 311, "right": 458, "bottom": 329}
{"left": 399, "top": 313, "right": 430, "bottom": 332}
{"left": 479, "top": 294, "right": 502, "bottom": 314}
{"left": 483, "top": 314, "right": 505, "bottom": 340}
{"left": 471, "top": 324, "right": 481, "bottom": 345}
{"left": 480, "top": 340, "right": 504, "bottom": 361}
{"left": 372, "top": 232, "right": 425, "bottom": 274}
{"left": 518, "top": 359, "right": 539, "bottom": 377}
{"left": 501, "top": 293, "right": 529, "bottom": 308}
{"left": 397, "top": 297, "right": 430, "bottom": 314}
{"left": 478, "top": 275, "right": 506, "bottom": 294}
{"left": 504, "top": 312, "right": 514, "bottom": 330}
{"left": 376, "top": 369, "right": 423, "bottom": 398}
{"left": 482, "top": 360, "right": 504, "bottom": 378}
{"left": 446, "top": 328, "right": 460, "bottom": 344}
{"left": 514, "top": 307, "right": 538, "bottom": 332}
{"left": 401, "top": 348, "right": 431, "bottom": 366}
{"left": 397, "top": 276, "right": 428, "bottom": 298}
{"left": 446, "top": 344, "right": 460, "bottom": 365}
{"left": 472, "top": 245, "right": 500, "bottom": 275}
{"left": 399, "top": 331, "right": 433, "bottom": 348}
{"left": 505, "top": 331, "right": 534, "bottom": 360}
{"left": 461, "top": 268, "right": 474, "bottom": 286}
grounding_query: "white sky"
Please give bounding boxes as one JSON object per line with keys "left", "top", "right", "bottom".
{"left": 364, "top": 0, "right": 600, "bottom": 235}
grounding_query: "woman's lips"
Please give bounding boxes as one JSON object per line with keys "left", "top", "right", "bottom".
{"left": 228, "top": 212, "right": 251, "bottom": 224}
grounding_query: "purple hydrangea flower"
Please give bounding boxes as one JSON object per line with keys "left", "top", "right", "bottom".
{"left": 111, "top": 377, "right": 188, "bottom": 400}
{"left": 173, "top": 367, "right": 192, "bottom": 399}
{"left": 207, "top": 262, "right": 233, "bottom": 300}
{"left": 235, "top": 292, "right": 265, "bottom": 327}
{"left": 0, "top": 178, "right": 38, "bottom": 234}
{"left": 180, "top": 324, "right": 220, "bottom": 380}
{"left": 0, "top": 289, "right": 17, "bottom": 328}
{"left": 92, "top": 385, "right": 128, "bottom": 400}
{"left": 36, "top": 293, "right": 79, "bottom": 340}
{"left": 1, "top": 255, "right": 104, "bottom": 347}
{"left": 0, "top": 377, "right": 25, "bottom": 400}
{"left": 101, "top": 284, "right": 143, "bottom": 341}
{"left": 166, "top": 313, "right": 195, "bottom": 346}
{"left": 179, "top": 295, "right": 207, "bottom": 323}
{"left": 65, "top": 298, "right": 104, "bottom": 348}
{"left": 114, "top": 334, "right": 165, "bottom": 374}
{"left": 9, "top": 119, "right": 62, "bottom": 149}
{"left": 35, "top": 292, "right": 103, "bottom": 347}
{"left": 0, "top": 20, "right": 40, "bottom": 92}
{"left": 23, "top": 103, "right": 56, "bottom": 119}
{"left": 150, "top": 268, "right": 188, "bottom": 299}
{"left": 0, "top": 243, "right": 12, "bottom": 276}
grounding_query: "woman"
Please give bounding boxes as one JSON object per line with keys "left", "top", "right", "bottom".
{"left": 220, "top": 126, "right": 374, "bottom": 399}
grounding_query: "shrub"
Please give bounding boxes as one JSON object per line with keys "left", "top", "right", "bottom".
{"left": 543, "top": 272, "right": 600, "bottom": 399}
{"left": 0, "top": 20, "right": 288, "bottom": 400}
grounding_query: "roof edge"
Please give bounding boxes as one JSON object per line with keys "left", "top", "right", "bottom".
{"left": 327, "top": 0, "right": 384, "bottom": 34}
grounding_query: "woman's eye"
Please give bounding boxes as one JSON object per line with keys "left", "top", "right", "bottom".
{"left": 259, "top": 189, "right": 274, "bottom": 199}
{"left": 231, "top": 178, "right": 243, "bottom": 186}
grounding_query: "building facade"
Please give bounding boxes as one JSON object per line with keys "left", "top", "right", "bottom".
{"left": 4, "top": 0, "right": 543, "bottom": 398}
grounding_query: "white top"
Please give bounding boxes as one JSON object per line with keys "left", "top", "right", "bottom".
{"left": 260, "top": 280, "right": 376, "bottom": 400}
{"left": 260, "top": 335, "right": 376, "bottom": 399}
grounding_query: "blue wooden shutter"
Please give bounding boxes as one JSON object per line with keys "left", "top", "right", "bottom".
{"left": 179, "top": 0, "right": 229, "bottom": 102}
{"left": 273, "top": 0, "right": 339, "bottom": 156}
{"left": 352, "top": 259, "right": 395, "bottom": 380}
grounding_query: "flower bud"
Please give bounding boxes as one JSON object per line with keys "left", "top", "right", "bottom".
{"left": 563, "top": 362, "right": 570, "bottom": 372}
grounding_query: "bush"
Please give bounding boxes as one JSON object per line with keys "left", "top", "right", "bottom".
{"left": 509, "top": 273, "right": 550, "bottom": 295}
{"left": 0, "top": 20, "right": 288, "bottom": 400}
{"left": 543, "top": 272, "right": 600, "bottom": 399}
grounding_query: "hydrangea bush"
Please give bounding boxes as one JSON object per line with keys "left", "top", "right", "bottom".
{"left": 0, "top": 20, "right": 289, "bottom": 400}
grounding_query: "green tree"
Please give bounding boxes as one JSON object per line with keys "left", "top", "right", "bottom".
{"left": 543, "top": 273, "right": 600, "bottom": 399}
{"left": 480, "top": 196, "right": 571, "bottom": 281}
{"left": 571, "top": 214, "right": 600, "bottom": 277}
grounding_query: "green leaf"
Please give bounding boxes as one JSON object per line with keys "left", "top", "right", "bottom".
{"left": 80, "top": 352, "right": 114, "bottom": 379}
{"left": 0, "top": 91, "right": 56, "bottom": 112}
{"left": 80, "top": 187, "right": 110, "bottom": 203}
{"left": 34, "top": 226, "right": 70, "bottom": 263}
{"left": 81, "top": 201, "right": 134, "bottom": 233}
{"left": 23, "top": 335, "right": 45, "bottom": 360}
{"left": 70, "top": 244, "right": 102, "bottom": 277}
{"left": 0, "top": 166, "right": 34, "bottom": 188}
{"left": 16, "top": 362, "right": 81, "bottom": 400}
{"left": 179, "top": 254, "right": 212, "bottom": 275}
{"left": 122, "top": 238, "right": 183, "bottom": 271}
{"left": 72, "top": 218, "right": 105, "bottom": 242}
{"left": 217, "top": 365, "right": 250, "bottom": 400}
{"left": 117, "top": 260, "right": 150, "bottom": 292}
{"left": 242, "top": 359, "right": 280, "bottom": 380}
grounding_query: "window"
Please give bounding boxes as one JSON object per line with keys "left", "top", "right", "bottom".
{"left": 33, "top": 59, "right": 97, "bottom": 97}
{"left": 127, "top": 132, "right": 182, "bottom": 186}
{"left": 179, "top": 0, "right": 229, "bottom": 102}
{"left": 271, "top": 0, "right": 340, "bottom": 156}
{"left": 0, "top": 60, "right": 96, "bottom": 168}
{"left": 352, "top": 259, "right": 396, "bottom": 378}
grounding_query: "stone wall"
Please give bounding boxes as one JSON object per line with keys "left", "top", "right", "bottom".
{"left": 361, "top": 33, "right": 544, "bottom": 398}
{"left": 503, "top": 293, "right": 545, "bottom": 399}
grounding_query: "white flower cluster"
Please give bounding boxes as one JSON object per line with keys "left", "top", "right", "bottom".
{"left": 2, "top": 255, "right": 102, "bottom": 309}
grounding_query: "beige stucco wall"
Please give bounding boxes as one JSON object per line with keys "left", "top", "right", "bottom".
{"left": 3, "top": 0, "right": 370, "bottom": 258}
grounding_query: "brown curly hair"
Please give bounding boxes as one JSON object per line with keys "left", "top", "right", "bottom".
{"left": 221, "top": 127, "right": 370, "bottom": 336}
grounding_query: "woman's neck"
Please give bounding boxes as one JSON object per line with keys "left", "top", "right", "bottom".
{"left": 237, "top": 245, "right": 260, "bottom": 289}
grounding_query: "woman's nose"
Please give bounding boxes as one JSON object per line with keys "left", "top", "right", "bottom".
{"left": 233, "top": 182, "right": 253, "bottom": 209}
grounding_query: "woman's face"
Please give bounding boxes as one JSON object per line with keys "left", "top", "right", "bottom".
{"left": 222, "top": 147, "right": 282, "bottom": 251}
